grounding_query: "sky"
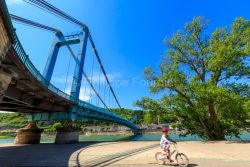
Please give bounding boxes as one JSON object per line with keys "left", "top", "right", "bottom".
{"left": 6, "top": 0, "right": 250, "bottom": 109}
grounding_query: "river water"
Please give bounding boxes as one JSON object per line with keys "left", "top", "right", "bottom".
{"left": 0, "top": 132, "right": 249, "bottom": 144}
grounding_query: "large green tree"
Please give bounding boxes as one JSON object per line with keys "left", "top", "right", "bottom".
{"left": 135, "top": 17, "right": 250, "bottom": 140}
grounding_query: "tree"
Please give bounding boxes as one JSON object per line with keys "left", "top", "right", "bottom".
{"left": 111, "top": 108, "right": 145, "bottom": 124}
{"left": 136, "top": 17, "right": 250, "bottom": 140}
{"left": 135, "top": 97, "right": 177, "bottom": 124}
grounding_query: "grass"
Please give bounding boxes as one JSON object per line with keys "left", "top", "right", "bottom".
{"left": 0, "top": 136, "right": 14, "bottom": 139}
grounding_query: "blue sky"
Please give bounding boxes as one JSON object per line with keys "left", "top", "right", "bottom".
{"left": 6, "top": 0, "right": 250, "bottom": 109}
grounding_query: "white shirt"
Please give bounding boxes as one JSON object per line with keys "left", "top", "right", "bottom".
{"left": 160, "top": 135, "right": 171, "bottom": 147}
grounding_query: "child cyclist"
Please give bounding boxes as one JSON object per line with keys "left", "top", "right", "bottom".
{"left": 160, "top": 126, "right": 177, "bottom": 162}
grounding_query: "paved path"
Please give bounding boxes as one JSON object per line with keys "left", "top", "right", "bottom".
{"left": 69, "top": 141, "right": 250, "bottom": 167}
{"left": 0, "top": 141, "right": 250, "bottom": 166}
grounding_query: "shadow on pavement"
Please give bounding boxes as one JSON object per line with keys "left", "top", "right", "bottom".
{"left": 74, "top": 143, "right": 159, "bottom": 166}
{"left": 226, "top": 140, "right": 250, "bottom": 144}
{"left": 0, "top": 135, "right": 141, "bottom": 166}
{"left": 188, "top": 164, "right": 199, "bottom": 167}
{"left": 0, "top": 141, "right": 124, "bottom": 167}
{"left": 164, "top": 164, "right": 198, "bottom": 167}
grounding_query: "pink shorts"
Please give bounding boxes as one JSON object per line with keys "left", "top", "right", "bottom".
{"left": 161, "top": 144, "right": 170, "bottom": 152}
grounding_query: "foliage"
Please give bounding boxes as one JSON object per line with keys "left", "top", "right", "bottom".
{"left": 134, "top": 97, "right": 177, "bottom": 124}
{"left": 0, "top": 113, "right": 28, "bottom": 127}
{"left": 43, "top": 122, "right": 63, "bottom": 133}
{"left": 111, "top": 108, "right": 144, "bottom": 124}
{"left": 135, "top": 17, "right": 250, "bottom": 140}
{"left": 0, "top": 130, "right": 16, "bottom": 137}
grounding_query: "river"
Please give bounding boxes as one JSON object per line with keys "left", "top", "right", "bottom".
{"left": 0, "top": 132, "right": 249, "bottom": 144}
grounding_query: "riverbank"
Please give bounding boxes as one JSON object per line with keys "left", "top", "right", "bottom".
{"left": 0, "top": 141, "right": 250, "bottom": 166}
{"left": 1, "top": 132, "right": 250, "bottom": 144}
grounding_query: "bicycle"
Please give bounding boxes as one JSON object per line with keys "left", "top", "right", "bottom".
{"left": 155, "top": 143, "right": 189, "bottom": 166}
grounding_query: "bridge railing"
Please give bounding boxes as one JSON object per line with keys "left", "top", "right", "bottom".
{"left": 12, "top": 34, "right": 73, "bottom": 101}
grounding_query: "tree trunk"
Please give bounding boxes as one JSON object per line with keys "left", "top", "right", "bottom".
{"left": 207, "top": 100, "right": 225, "bottom": 140}
{"left": 202, "top": 126, "right": 225, "bottom": 140}
{"left": 209, "top": 131, "right": 225, "bottom": 140}
{"left": 214, "top": 128, "right": 225, "bottom": 140}
{"left": 197, "top": 117, "right": 216, "bottom": 140}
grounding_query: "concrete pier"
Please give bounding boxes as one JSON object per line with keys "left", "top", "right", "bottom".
{"left": 54, "top": 120, "right": 81, "bottom": 144}
{"left": 55, "top": 127, "right": 81, "bottom": 144}
{"left": 14, "top": 121, "right": 43, "bottom": 144}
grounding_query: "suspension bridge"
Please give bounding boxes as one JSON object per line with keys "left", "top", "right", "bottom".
{"left": 0, "top": 0, "right": 139, "bottom": 144}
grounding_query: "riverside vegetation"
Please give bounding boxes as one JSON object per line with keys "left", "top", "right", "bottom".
{"left": 0, "top": 110, "right": 145, "bottom": 138}
{"left": 135, "top": 17, "right": 250, "bottom": 140}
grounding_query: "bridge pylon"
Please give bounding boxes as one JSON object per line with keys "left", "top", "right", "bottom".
{"left": 43, "top": 30, "right": 88, "bottom": 99}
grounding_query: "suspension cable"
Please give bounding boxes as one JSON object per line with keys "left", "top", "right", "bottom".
{"left": 24, "top": 0, "right": 122, "bottom": 110}
{"left": 83, "top": 77, "right": 87, "bottom": 101}
{"left": 88, "top": 34, "right": 122, "bottom": 109}
{"left": 65, "top": 42, "right": 109, "bottom": 109}
{"left": 83, "top": 71, "right": 109, "bottom": 109}
{"left": 10, "top": 14, "right": 59, "bottom": 32}
{"left": 108, "top": 88, "right": 111, "bottom": 109}
{"left": 64, "top": 53, "right": 72, "bottom": 92}
{"left": 89, "top": 53, "right": 95, "bottom": 103}
{"left": 10, "top": 13, "right": 107, "bottom": 108}
{"left": 97, "top": 67, "right": 101, "bottom": 106}
{"left": 104, "top": 81, "right": 106, "bottom": 107}
{"left": 24, "top": 0, "right": 88, "bottom": 29}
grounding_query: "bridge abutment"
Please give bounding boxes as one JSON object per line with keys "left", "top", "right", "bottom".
{"left": 14, "top": 121, "right": 43, "bottom": 144}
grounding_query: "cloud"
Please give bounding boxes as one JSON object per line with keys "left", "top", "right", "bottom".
{"left": 88, "top": 71, "right": 122, "bottom": 83}
{"left": 52, "top": 71, "right": 121, "bottom": 85}
{"left": 65, "top": 87, "right": 94, "bottom": 102}
{"left": 6, "top": 0, "right": 24, "bottom": 5}
{"left": 52, "top": 75, "right": 73, "bottom": 84}
{"left": 51, "top": 71, "right": 121, "bottom": 102}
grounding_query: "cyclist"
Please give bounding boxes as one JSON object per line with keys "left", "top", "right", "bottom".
{"left": 160, "top": 126, "right": 177, "bottom": 162}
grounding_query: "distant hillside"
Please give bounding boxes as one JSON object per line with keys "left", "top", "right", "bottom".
{"left": 0, "top": 113, "right": 28, "bottom": 129}
{"left": 0, "top": 108, "right": 163, "bottom": 130}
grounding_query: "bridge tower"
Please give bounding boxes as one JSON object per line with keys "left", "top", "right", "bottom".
{"left": 43, "top": 30, "right": 89, "bottom": 143}
{"left": 43, "top": 30, "right": 88, "bottom": 99}
{"left": 15, "top": 30, "right": 90, "bottom": 144}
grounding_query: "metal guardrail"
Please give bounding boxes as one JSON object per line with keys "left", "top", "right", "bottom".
{"left": 1, "top": 0, "right": 138, "bottom": 130}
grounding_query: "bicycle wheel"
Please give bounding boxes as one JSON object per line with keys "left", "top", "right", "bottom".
{"left": 175, "top": 153, "right": 189, "bottom": 167}
{"left": 155, "top": 152, "right": 165, "bottom": 165}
